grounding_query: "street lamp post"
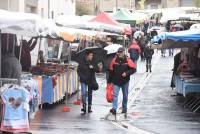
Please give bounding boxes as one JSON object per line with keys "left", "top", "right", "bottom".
{"left": 94, "top": 0, "right": 96, "bottom": 15}
{"left": 48, "top": 0, "right": 50, "bottom": 18}
{"left": 116, "top": 0, "right": 118, "bottom": 11}
{"left": 7, "top": 0, "right": 10, "bottom": 10}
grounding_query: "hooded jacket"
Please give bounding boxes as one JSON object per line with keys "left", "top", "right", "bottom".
{"left": 128, "top": 42, "right": 141, "bottom": 62}
{"left": 108, "top": 56, "right": 136, "bottom": 86}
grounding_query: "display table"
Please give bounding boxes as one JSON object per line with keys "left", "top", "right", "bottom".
{"left": 175, "top": 73, "right": 200, "bottom": 97}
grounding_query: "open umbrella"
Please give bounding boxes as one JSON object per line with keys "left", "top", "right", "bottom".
{"left": 72, "top": 46, "right": 107, "bottom": 65}
{"left": 133, "top": 31, "right": 144, "bottom": 39}
{"left": 104, "top": 44, "right": 122, "bottom": 54}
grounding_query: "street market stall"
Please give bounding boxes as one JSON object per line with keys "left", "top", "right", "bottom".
{"left": 0, "top": 9, "right": 80, "bottom": 133}
{"left": 152, "top": 28, "right": 200, "bottom": 99}
{"left": 0, "top": 9, "right": 45, "bottom": 133}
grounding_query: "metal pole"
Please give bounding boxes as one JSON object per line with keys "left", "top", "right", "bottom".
{"left": 37, "top": 37, "right": 42, "bottom": 64}
{"left": 0, "top": 30, "right": 1, "bottom": 78}
{"left": 94, "top": 0, "right": 96, "bottom": 15}
{"left": 116, "top": 0, "right": 118, "bottom": 11}
{"left": 48, "top": 0, "right": 50, "bottom": 18}
{"left": 12, "top": 34, "right": 15, "bottom": 55}
{"left": 19, "top": 36, "right": 23, "bottom": 62}
{"left": 7, "top": 0, "right": 10, "bottom": 10}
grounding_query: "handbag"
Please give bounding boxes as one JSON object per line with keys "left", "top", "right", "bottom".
{"left": 89, "top": 79, "right": 99, "bottom": 91}
{"left": 106, "top": 83, "right": 113, "bottom": 103}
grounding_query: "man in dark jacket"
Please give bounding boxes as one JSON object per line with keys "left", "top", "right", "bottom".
{"left": 144, "top": 45, "right": 154, "bottom": 73}
{"left": 108, "top": 47, "right": 136, "bottom": 116}
{"left": 77, "top": 50, "right": 102, "bottom": 114}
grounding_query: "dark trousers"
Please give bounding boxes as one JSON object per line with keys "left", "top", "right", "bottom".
{"left": 146, "top": 58, "right": 152, "bottom": 66}
{"left": 146, "top": 58, "right": 152, "bottom": 72}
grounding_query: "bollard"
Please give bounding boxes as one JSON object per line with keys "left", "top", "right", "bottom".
{"left": 62, "top": 93, "right": 71, "bottom": 112}
{"left": 73, "top": 80, "right": 81, "bottom": 105}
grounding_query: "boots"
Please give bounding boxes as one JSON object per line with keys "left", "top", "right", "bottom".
{"left": 81, "top": 103, "right": 86, "bottom": 114}
{"left": 110, "top": 108, "right": 116, "bottom": 115}
{"left": 88, "top": 106, "right": 92, "bottom": 113}
{"left": 146, "top": 65, "right": 148, "bottom": 72}
{"left": 149, "top": 65, "right": 152, "bottom": 73}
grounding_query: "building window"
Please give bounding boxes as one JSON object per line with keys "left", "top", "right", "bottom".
{"left": 151, "top": 4, "right": 158, "bottom": 9}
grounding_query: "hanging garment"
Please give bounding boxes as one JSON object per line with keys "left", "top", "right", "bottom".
{"left": 1, "top": 85, "right": 30, "bottom": 133}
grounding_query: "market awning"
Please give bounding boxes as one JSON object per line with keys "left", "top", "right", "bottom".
{"left": 112, "top": 10, "right": 136, "bottom": 25}
{"left": 56, "top": 14, "right": 124, "bottom": 35}
{"left": 152, "top": 30, "right": 200, "bottom": 48}
{"left": 90, "top": 12, "right": 132, "bottom": 35}
{"left": 58, "top": 27, "right": 119, "bottom": 39}
{"left": 0, "top": 9, "right": 43, "bottom": 37}
{"left": 90, "top": 12, "right": 120, "bottom": 26}
{"left": 59, "top": 32, "right": 75, "bottom": 42}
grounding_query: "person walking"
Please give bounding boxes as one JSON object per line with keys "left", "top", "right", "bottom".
{"left": 144, "top": 44, "right": 154, "bottom": 73}
{"left": 137, "top": 34, "right": 147, "bottom": 61}
{"left": 77, "top": 50, "right": 102, "bottom": 114}
{"left": 108, "top": 47, "right": 136, "bottom": 117}
{"left": 128, "top": 40, "right": 141, "bottom": 66}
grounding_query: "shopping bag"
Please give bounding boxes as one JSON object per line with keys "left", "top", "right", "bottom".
{"left": 106, "top": 83, "right": 113, "bottom": 103}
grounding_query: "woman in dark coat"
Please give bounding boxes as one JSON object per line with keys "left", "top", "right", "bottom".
{"left": 77, "top": 50, "right": 102, "bottom": 114}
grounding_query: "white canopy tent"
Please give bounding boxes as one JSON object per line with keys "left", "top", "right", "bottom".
{"left": 0, "top": 10, "right": 44, "bottom": 37}
{"left": 55, "top": 15, "right": 124, "bottom": 34}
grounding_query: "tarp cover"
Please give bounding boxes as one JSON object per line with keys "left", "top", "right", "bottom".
{"left": 0, "top": 10, "right": 43, "bottom": 37}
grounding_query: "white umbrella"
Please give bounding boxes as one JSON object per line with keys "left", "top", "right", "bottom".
{"left": 104, "top": 44, "right": 122, "bottom": 54}
{"left": 133, "top": 31, "right": 144, "bottom": 39}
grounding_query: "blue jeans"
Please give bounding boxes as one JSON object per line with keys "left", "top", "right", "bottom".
{"left": 113, "top": 81, "right": 129, "bottom": 112}
{"left": 81, "top": 82, "right": 93, "bottom": 106}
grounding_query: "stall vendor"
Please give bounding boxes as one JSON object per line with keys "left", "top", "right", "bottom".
{"left": 1, "top": 34, "right": 22, "bottom": 79}
{"left": 15, "top": 37, "right": 38, "bottom": 72}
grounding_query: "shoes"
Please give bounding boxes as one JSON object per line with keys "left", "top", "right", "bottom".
{"left": 121, "top": 109, "right": 127, "bottom": 114}
{"left": 110, "top": 108, "right": 116, "bottom": 115}
{"left": 81, "top": 104, "right": 86, "bottom": 114}
{"left": 88, "top": 106, "right": 93, "bottom": 113}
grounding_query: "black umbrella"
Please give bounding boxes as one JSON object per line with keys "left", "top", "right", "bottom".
{"left": 72, "top": 46, "right": 107, "bottom": 65}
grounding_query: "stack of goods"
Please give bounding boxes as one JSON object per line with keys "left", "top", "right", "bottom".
{"left": 30, "top": 64, "right": 67, "bottom": 76}
{"left": 0, "top": 84, "right": 30, "bottom": 133}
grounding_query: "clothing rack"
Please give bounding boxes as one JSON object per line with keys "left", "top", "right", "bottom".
{"left": 0, "top": 78, "right": 19, "bottom": 87}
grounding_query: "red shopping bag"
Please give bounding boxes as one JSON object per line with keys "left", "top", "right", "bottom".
{"left": 106, "top": 83, "right": 113, "bottom": 103}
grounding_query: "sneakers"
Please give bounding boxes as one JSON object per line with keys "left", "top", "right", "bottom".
{"left": 110, "top": 108, "right": 116, "bottom": 115}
